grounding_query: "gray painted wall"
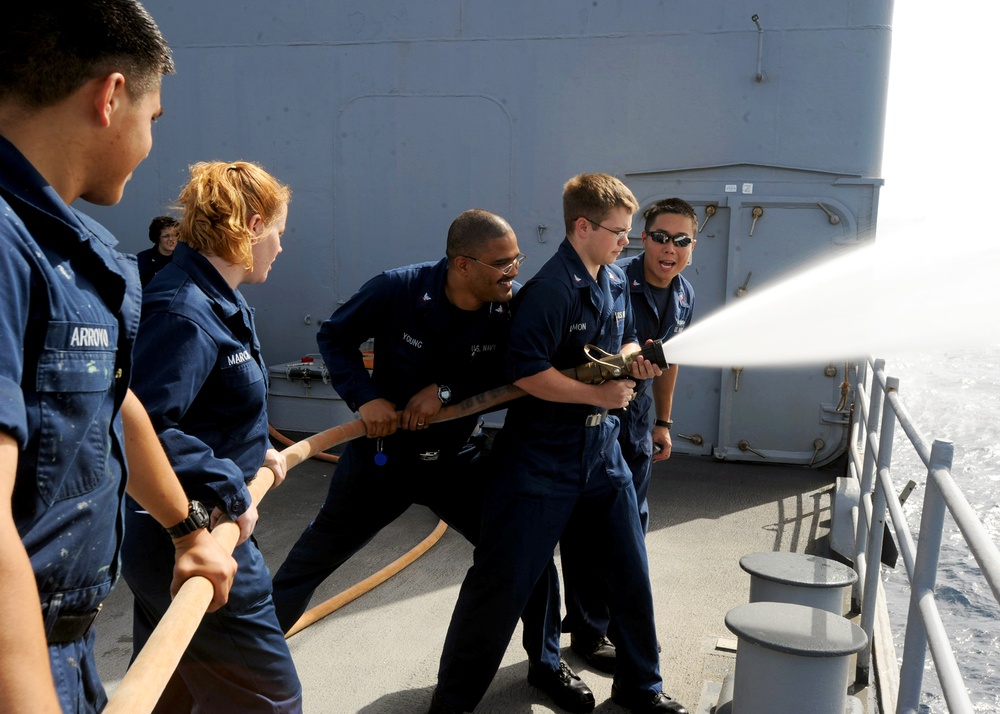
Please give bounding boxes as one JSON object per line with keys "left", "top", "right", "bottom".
{"left": 85, "top": 1, "right": 894, "bottom": 461}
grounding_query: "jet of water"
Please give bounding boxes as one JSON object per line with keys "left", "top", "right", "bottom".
{"left": 662, "top": 238, "right": 1000, "bottom": 368}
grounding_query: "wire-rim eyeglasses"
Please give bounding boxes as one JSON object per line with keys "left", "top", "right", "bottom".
{"left": 585, "top": 219, "right": 631, "bottom": 241}
{"left": 460, "top": 253, "right": 527, "bottom": 276}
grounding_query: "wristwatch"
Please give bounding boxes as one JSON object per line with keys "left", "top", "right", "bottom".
{"left": 437, "top": 384, "right": 453, "bottom": 404}
{"left": 164, "top": 500, "right": 210, "bottom": 538}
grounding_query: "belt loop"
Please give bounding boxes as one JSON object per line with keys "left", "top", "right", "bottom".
{"left": 42, "top": 592, "right": 64, "bottom": 638}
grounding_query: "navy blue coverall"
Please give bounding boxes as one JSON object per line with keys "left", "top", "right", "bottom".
{"left": 123, "top": 243, "right": 302, "bottom": 713}
{"left": 435, "top": 239, "right": 664, "bottom": 711}
{"left": 561, "top": 252, "right": 695, "bottom": 643}
{"left": 271, "top": 258, "right": 562, "bottom": 672}
{"left": 136, "top": 246, "right": 172, "bottom": 288}
{"left": 0, "top": 135, "right": 140, "bottom": 713}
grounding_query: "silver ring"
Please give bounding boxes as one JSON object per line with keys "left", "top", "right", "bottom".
{"left": 417, "top": 421, "right": 425, "bottom": 426}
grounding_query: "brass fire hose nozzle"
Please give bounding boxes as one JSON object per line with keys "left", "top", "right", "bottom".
{"left": 570, "top": 339, "right": 668, "bottom": 384}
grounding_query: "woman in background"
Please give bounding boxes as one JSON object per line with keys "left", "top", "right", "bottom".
{"left": 123, "top": 161, "right": 301, "bottom": 713}
{"left": 136, "top": 214, "right": 180, "bottom": 287}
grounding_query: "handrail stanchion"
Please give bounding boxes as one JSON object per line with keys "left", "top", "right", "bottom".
{"left": 848, "top": 358, "right": 997, "bottom": 712}
{"left": 897, "top": 440, "right": 955, "bottom": 713}
{"left": 856, "top": 375, "right": 896, "bottom": 684}
{"left": 853, "top": 358, "right": 885, "bottom": 611}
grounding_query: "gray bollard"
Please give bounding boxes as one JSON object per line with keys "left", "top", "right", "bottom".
{"left": 725, "top": 601, "right": 867, "bottom": 714}
{"left": 740, "top": 552, "right": 857, "bottom": 616}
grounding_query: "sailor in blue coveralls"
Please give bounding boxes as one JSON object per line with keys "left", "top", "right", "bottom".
{"left": 0, "top": 6, "right": 235, "bottom": 712}
{"left": 562, "top": 198, "right": 698, "bottom": 674}
{"left": 432, "top": 175, "right": 689, "bottom": 714}
{"left": 122, "top": 162, "right": 300, "bottom": 713}
{"left": 0, "top": 134, "right": 138, "bottom": 712}
{"left": 271, "top": 209, "right": 582, "bottom": 708}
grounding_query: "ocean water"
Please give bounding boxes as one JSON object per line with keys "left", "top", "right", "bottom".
{"left": 656, "top": 235, "right": 1000, "bottom": 710}
{"left": 876, "top": 346, "right": 1000, "bottom": 713}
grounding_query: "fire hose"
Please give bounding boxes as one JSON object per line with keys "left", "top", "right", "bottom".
{"left": 266, "top": 425, "right": 448, "bottom": 638}
{"left": 104, "top": 340, "right": 667, "bottom": 714}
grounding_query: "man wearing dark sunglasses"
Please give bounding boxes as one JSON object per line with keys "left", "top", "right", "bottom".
{"left": 562, "top": 198, "right": 697, "bottom": 675}
{"left": 432, "top": 175, "right": 688, "bottom": 714}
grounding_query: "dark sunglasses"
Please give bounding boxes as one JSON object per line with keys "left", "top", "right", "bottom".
{"left": 646, "top": 231, "right": 693, "bottom": 248}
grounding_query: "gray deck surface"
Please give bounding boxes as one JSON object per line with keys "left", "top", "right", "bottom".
{"left": 96, "top": 451, "right": 840, "bottom": 713}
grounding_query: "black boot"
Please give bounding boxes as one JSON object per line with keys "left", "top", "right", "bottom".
{"left": 527, "top": 659, "right": 596, "bottom": 712}
{"left": 610, "top": 684, "right": 689, "bottom": 714}
{"left": 570, "top": 633, "right": 617, "bottom": 674}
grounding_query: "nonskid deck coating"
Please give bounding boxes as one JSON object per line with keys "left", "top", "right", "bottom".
{"left": 96, "top": 452, "right": 844, "bottom": 713}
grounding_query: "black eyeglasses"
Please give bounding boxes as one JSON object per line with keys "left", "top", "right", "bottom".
{"left": 461, "top": 253, "right": 527, "bottom": 276}
{"left": 586, "top": 219, "right": 631, "bottom": 241}
{"left": 646, "top": 231, "right": 693, "bottom": 248}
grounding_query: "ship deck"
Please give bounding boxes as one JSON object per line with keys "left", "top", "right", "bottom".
{"left": 96, "top": 450, "right": 861, "bottom": 713}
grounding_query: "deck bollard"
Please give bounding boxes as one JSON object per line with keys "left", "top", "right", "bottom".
{"left": 740, "top": 551, "right": 857, "bottom": 615}
{"left": 724, "top": 601, "right": 867, "bottom": 714}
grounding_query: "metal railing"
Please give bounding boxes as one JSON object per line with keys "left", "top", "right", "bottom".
{"left": 847, "top": 357, "right": 1000, "bottom": 714}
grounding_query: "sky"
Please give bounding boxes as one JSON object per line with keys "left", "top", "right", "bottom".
{"left": 878, "top": 3, "right": 1000, "bottom": 252}
{"left": 877, "top": 3, "right": 1000, "bottom": 362}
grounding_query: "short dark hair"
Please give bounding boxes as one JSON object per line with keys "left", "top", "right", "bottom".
{"left": 643, "top": 197, "right": 699, "bottom": 234}
{"left": 0, "top": 1, "right": 174, "bottom": 109}
{"left": 446, "top": 209, "right": 513, "bottom": 261}
{"left": 148, "top": 215, "right": 179, "bottom": 244}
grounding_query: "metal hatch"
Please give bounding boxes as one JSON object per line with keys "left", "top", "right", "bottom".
{"left": 625, "top": 164, "right": 880, "bottom": 465}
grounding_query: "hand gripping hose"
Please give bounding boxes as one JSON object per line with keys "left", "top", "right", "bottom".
{"left": 104, "top": 382, "right": 525, "bottom": 714}
{"left": 104, "top": 341, "right": 658, "bottom": 713}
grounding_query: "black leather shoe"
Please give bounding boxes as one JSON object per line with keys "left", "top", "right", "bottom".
{"left": 571, "top": 633, "right": 617, "bottom": 674}
{"left": 610, "top": 684, "right": 689, "bottom": 714}
{"left": 427, "top": 690, "right": 467, "bottom": 714}
{"left": 527, "top": 660, "right": 596, "bottom": 713}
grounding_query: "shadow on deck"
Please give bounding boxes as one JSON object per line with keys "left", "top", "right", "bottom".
{"left": 97, "top": 451, "right": 840, "bottom": 713}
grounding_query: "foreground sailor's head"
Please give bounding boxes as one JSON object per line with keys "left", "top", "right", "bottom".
{"left": 0, "top": 1, "right": 174, "bottom": 206}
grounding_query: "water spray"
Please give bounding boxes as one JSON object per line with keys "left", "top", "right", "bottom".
{"left": 659, "top": 239, "right": 1000, "bottom": 369}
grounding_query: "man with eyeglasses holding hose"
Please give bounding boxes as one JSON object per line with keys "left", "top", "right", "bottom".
{"left": 561, "top": 198, "right": 697, "bottom": 675}
{"left": 272, "top": 209, "right": 593, "bottom": 712}
{"left": 431, "top": 175, "right": 688, "bottom": 714}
